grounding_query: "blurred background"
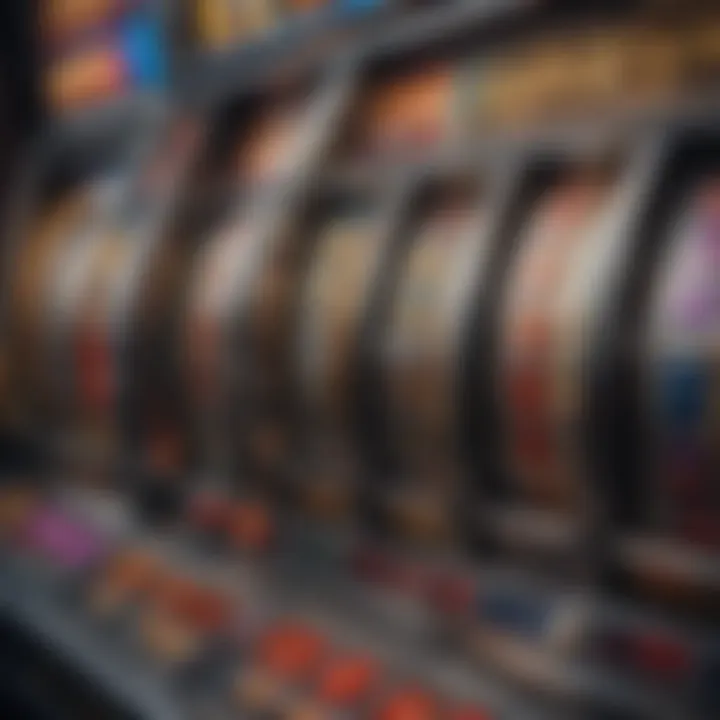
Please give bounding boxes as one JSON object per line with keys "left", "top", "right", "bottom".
{"left": 0, "top": 1, "right": 718, "bottom": 719}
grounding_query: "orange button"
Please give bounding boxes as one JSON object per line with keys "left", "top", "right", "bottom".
{"left": 150, "top": 576, "right": 234, "bottom": 633}
{"left": 106, "top": 551, "right": 159, "bottom": 592}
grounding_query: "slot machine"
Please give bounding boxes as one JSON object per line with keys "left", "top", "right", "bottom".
{"left": 593, "top": 127, "right": 720, "bottom": 618}
{"left": 2, "top": 116, "right": 160, "bottom": 469}
{"left": 178, "top": 66, "right": 353, "bottom": 541}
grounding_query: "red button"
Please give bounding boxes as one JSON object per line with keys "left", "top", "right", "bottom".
{"left": 260, "top": 623, "right": 327, "bottom": 680}
{"left": 179, "top": 588, "right": 234, "bottom": 633}
{"left": 375, "top": 687, "right": 439, "bottom": 720}
{"left": 318, "top": 655, "right": 379, "bottom": 707}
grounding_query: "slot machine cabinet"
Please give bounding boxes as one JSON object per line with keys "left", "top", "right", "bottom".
{"left": 4, "top": 163, "right": 96, "bottom": 433}
{"left": 1, "top": 117, "right": 157, "bottom": 473}
{"left": 109, "top": 87, "right": 321, "bottom": 522}
{"left": 479, "top": 141, "right": 661, "bottom": 578}
{"left": 124, "top": 93, "right": 318, "bottom": 512}
{"left": 594, "top": 126, "right": 720, "bottom": 616}
{"left": 283, "top": 49, "right": 470, "bottom": 540}
{"left": 646, "top": 184, "right": 720, "bottom": 551}
{"left": 174, "top": 69, "right": 353, "bottom": 522}
{"left": 64, "top": 114, "right": 204, "bottom": 496}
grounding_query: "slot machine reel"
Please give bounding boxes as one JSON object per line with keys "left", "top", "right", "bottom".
{"left": 5, "top": 173, "right": 127, "bottom": 462}
{"left": 645, "top": 178, "right": 720, "bottom": 554}
{"left": 0, "top": 95, "right": 164, "bottom": 475}
{"left": 496, "top": 168, "right": 611, "bottom": 547}
{"left": 38, "top": 117, "right": 202, "bottom": 486}
{"left": 612, "top": 131, "right": 720, "bottom": 615}
{"left": 484, "top": 141, "right": 660, "bottom": 574}
{"left": 581, "top": 126, "right": 720, "bottom": 615}
{"left": 292, "top": 189, "right": 401, "bottom": 525}
{"left": 4, "top": 186, "right": 96, "bottom": 432}
{"left": 371, "top": 174, "right": 488, "bottom": 548}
